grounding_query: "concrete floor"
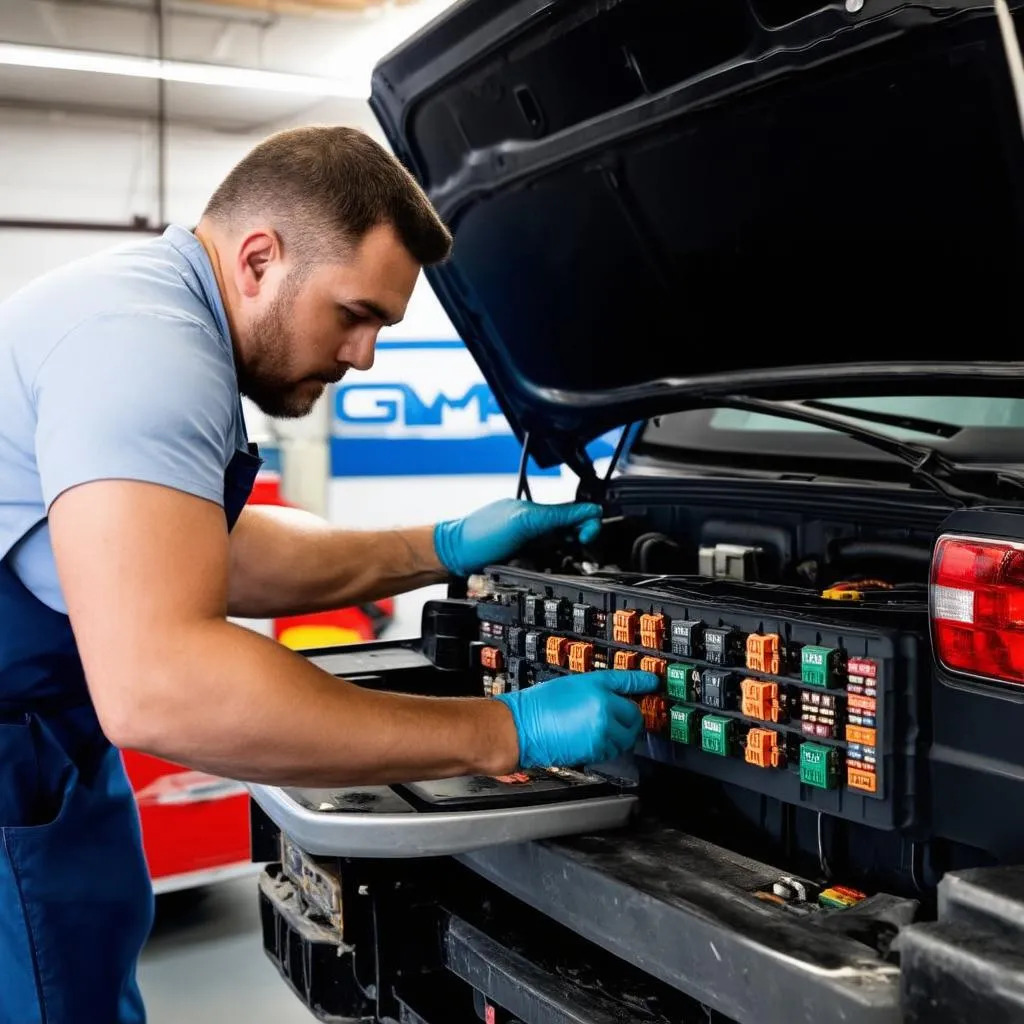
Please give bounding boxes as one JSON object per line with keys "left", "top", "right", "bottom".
{"left": 138, "top": 878, "right": 314, "bottom": 1024}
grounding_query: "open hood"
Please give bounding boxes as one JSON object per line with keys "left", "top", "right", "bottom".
{"left": 369, "top": 0, "right": 1024, "bottom": 468}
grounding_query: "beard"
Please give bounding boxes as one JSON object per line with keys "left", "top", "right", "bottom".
{"left": 235, "top": 277, "right": 344, "bottom": 419}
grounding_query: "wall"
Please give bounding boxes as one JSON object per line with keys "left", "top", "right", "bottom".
{"left": 0, "top": 101, "right": 384, "bottom": 294}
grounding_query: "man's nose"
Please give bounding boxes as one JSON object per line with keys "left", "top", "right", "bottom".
{"left": 341, "top": 331, "right": 377, "bottom": 372}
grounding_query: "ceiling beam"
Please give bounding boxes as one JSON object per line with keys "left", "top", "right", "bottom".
{"left": 183, "top": 0, "right": 420, "bottom": 13}
{"left": 0, "top": 94, "right": 276, "bottom": 132}
{"left": 38, "top": 0, "right": 276, "bottom": 28}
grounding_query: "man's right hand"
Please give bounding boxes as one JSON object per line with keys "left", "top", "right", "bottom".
{"left": 494, "top": 670, "right": 659, "bottom": 768}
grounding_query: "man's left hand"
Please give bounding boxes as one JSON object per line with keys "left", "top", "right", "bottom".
{"left": 433, "top": 498, "right": 602, "bottom": 577}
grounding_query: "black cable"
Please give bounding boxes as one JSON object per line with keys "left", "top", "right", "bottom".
{"left": 604, "top": 423, "right": 635, "bottom": 482}
{"left": 516, "top": 432, "right": 534, "bottom": 502}
{"left": 817, "top": 812, "right": 832, "bottom": 879}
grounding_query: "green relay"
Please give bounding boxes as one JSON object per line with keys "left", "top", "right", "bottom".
{"left": 670, "top": 705, "right": 698, "bottom": 744}
{"left": 701, "top": 714, "right": 733, "bottom": 756}
{"left": 801, "top": 645, "right": 844, "bottom": 688}
{"left": 800, "top": 742, "right": 839, "bottom": 789}
{"left": 667, "top": 662, "right": 698, "bottom": 701}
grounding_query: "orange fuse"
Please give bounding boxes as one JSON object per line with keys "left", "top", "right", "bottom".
{"left": 568, "top": 642, "right": 594, "bottom": 673}
{"left": 639, "top": 613, "right": 666, "bottom": 650}
{"left": 612, "top": 609, "right": 638, "bottom": 644}
{"left": 638, "top": 695, "right": 669, "bottom": 734}
{"left": 546, "top": 636, "right": 569, "bottom": 667}
{"left": 745, "top": 728, "right": 785, "bottom": 769}
{"left": 639, "top": 656, "right": 667, "bottom": 680}
{"left": 740, "top": 679, "right": 783, "bottom": 722}
{"left": 746, "top": 633, "right": 781, "bottom": 675}
{"left": 481, "top": 647, "right": 503, "bottom": 671}
{"left": 614, "top": 649, "right": 639, "bottom": 670}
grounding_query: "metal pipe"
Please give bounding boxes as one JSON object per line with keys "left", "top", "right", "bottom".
{"left": 0, "top": 218, "right": 165, "bottom": 233}
{"left": 155, "top": 0, "right": 168, "bottom": 226}
{"left": 41, "top": 0, "right": 276, "bottom": 29}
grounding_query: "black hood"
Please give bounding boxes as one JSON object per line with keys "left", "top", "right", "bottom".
{"left": 369, "top": 0, "right": 1024, "bottom": 468}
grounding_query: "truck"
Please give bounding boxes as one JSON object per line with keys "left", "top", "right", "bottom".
{"left": 246, "top": 1, "right": 1024, "bottom": 1020}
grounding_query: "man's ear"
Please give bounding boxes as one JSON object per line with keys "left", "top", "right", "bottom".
{"left": 235, "top": 229, "right": 280, "bottom": 298}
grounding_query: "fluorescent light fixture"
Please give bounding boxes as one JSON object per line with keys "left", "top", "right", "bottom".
{"left": 0, "top": 42, "right": 369, "bottom": 99}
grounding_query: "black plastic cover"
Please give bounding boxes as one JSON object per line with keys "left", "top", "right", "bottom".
{"left": 419, "top": 599, "right": 481, "bottom": 674}
{"left": 258, "top": 866, "right": 374, "bottom": 1023}
{"left": 900, "top": 865, "right": 1024, "bottom": 1022}
{"left": 396, "top": 769, "right": 617, "bottom": 811}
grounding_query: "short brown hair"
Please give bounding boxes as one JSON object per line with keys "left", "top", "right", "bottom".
{"left": 202, "top": 125, "right": 452, "bottom": 267}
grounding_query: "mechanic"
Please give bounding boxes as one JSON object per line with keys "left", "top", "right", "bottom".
{"left": 0, "top": 125, "right": 657, "bottom": 1024}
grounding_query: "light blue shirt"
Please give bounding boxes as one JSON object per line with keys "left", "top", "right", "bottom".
{"left": 0, "top": 225, "right": 247, "bottom": 613}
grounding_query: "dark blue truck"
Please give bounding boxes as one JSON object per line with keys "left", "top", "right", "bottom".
{"left": 249, "top": 2, "right": 1024, "bottom": 1021}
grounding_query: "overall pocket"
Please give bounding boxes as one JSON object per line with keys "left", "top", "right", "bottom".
{"left": 0, "top": 717, "right": 152, "bottom": 1024}
{"left": 0, "top": 716, "right": 73, "bottom": 830}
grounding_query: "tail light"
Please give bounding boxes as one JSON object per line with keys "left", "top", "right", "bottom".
{"left": 930, "top": 534, "right": 1024, "bottom": 684}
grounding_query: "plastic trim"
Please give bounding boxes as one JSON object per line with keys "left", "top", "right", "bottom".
{"left": 246, "top": 783, "right": 637, "bottom": 859}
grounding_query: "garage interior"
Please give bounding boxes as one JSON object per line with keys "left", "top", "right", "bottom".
{"left": 0, "top": 2, "right": 457, "bottom": 1021}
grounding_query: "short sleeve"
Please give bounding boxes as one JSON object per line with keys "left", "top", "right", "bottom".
{"left": 33, "top": 311, "right": 237, "bottom": 510}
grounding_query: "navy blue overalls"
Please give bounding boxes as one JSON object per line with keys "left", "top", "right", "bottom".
{"left": 0, "top": 441, "right": 261, "bottom": 1023}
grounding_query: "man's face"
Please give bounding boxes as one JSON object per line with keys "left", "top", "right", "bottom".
{"left": 235, "top": 222, "right": 419, "bottom": 418}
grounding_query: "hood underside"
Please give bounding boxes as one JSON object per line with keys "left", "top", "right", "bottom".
{"left": 370, "top": 0, "right": 1024, "bottom": 467}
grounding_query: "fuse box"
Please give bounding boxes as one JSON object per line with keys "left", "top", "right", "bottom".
{"left": 472, "top": 565, "right": 925, "bottom": 832}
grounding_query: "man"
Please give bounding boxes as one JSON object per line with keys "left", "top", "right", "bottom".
{"left": 0, "top": 125, "right": 656, "bottom": 1023}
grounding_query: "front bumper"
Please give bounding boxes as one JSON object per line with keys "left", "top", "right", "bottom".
{"left": 254, "top": 798, "right": 922, "bottom": 1024}
{"left": 257, "top": 819, "right": 1024, "bottom": 1024}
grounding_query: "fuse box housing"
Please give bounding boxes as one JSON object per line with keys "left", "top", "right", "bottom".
{"left": 473, "top": 565, "right": 925, "bottom": 833}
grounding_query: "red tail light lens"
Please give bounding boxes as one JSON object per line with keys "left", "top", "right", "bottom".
{"left": 931, "top": 534, "right": 1024, "bottom": 684}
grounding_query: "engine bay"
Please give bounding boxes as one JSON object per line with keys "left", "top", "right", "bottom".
{"left": 503, "top": 486, "right": 938, "bottom": 596}
{"left": 461, "top": 483, "right": 985, "bottom": 917}
{"left": 252, "top": 488, "right": 1024, "bottom": 1023}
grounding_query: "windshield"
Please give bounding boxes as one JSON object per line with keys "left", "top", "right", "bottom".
{"left": 704, "top": 398, "right": 1024, "bottom": 438}
{"left": 633, "top": 396, "right": 1024, "bottom": 470}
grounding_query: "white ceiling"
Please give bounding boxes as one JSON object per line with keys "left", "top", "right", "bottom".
{"left": 0, "top": 0, "right": 459, "bottom": 130}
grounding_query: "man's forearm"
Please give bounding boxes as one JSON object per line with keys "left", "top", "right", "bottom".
{"left": 227, "top": 505, "right": 449, "bottom": 618}
{"left": 113, "top": 618, "right": 519, "bottom": 786}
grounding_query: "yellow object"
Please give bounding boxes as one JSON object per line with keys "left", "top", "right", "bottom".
{"left": 278, "top": 625, "right": 362, "bottom": 650}
{"left": 822, "top": 588, "right": 863, "bottom": 601}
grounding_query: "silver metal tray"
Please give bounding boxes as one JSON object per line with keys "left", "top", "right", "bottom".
{"left": 247, "top": 780, "right": 637, "bottom": 859}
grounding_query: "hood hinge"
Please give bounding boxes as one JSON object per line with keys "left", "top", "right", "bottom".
{"left": 518, "top": 426, "right": 636, "bottom": 506}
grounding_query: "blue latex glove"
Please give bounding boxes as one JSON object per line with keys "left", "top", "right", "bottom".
{"left": 434, "top": 498, "right": 603, "bottom": 577}
{"left": 494, "top": 670, "right": 659, "bottom": 768}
